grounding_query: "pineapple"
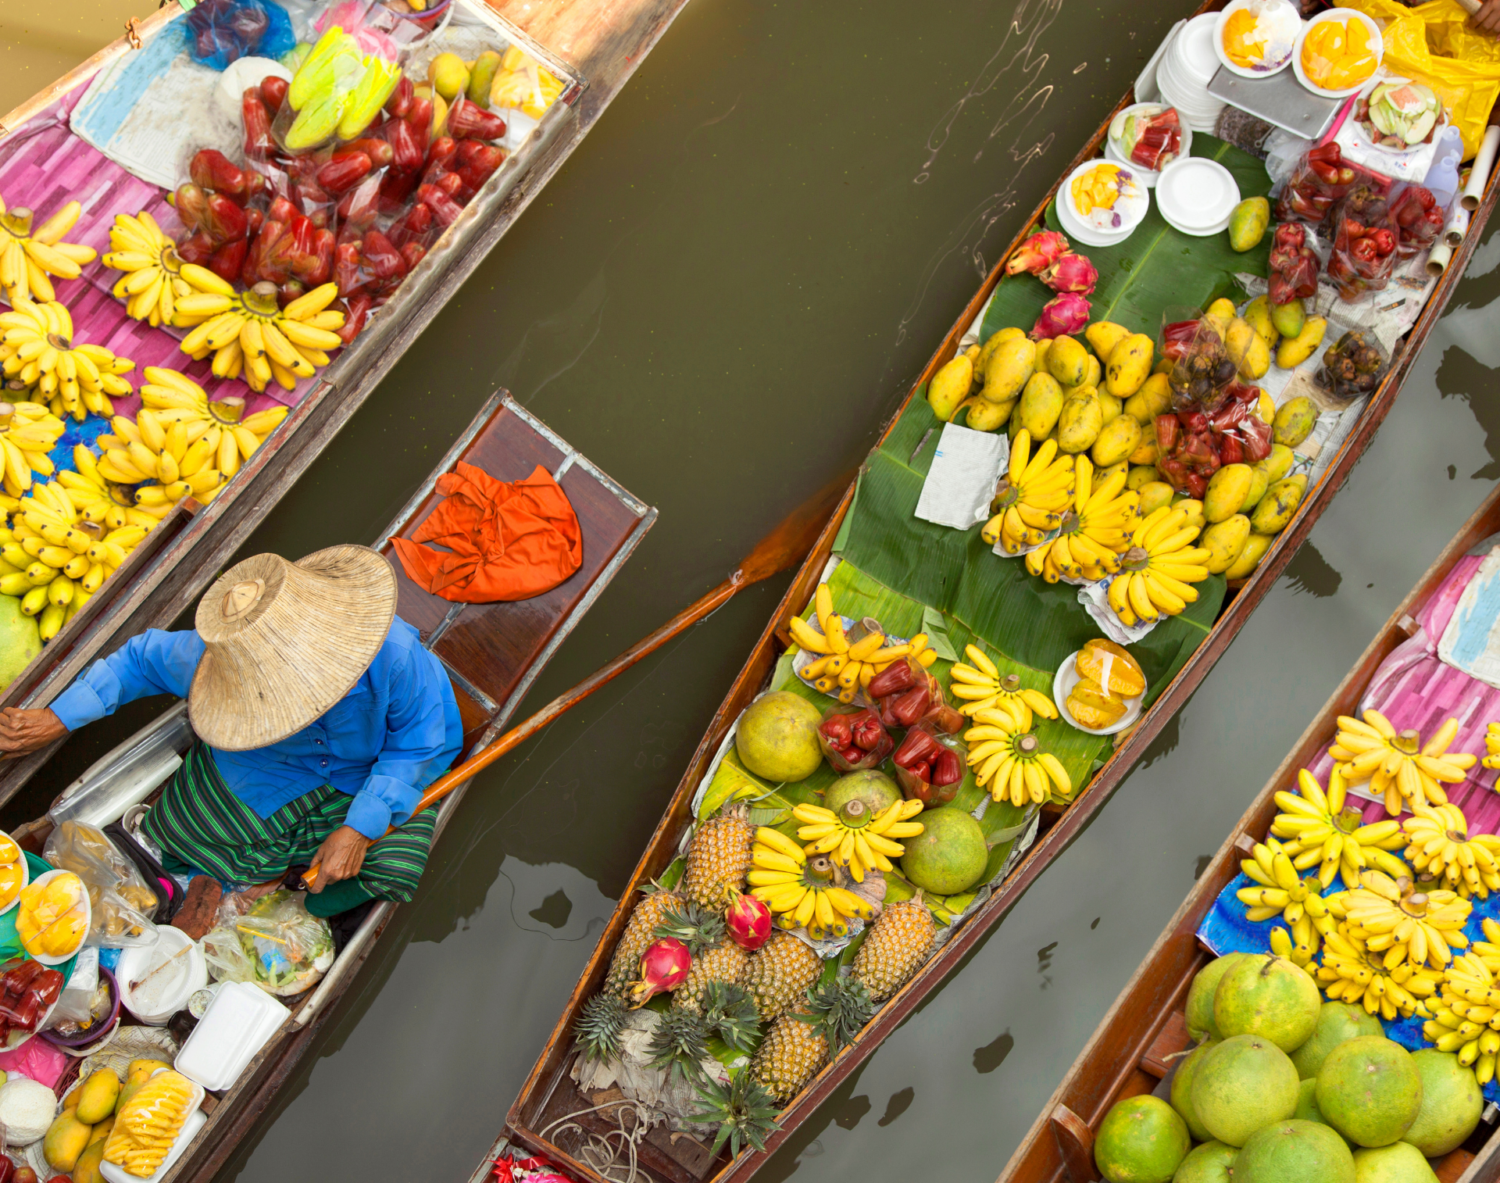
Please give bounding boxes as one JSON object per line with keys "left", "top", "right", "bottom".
{"left": 674, "top": 940, "right": 751, "bottom": 1013}
{"left": 851, "top": 896, "right": 935, "bottom": 1001}
{"left": 699, "top": 981, "right": 760, "bottom": 1052}
{"left": 751, "top": 1011, "right": 828, "bottom": 1103}
{"left": 575, "top": 993, "right": 629, "bottom": 1064}
{"left": 690, "top": 1072, "right": 782, "bottom": 1158}
{"left": 604, "top": 887, "right": 683, "bottom": 995}
{"left": 682, "top": 805, "right": 756, "bottom": 910}
{"left": 743, "top": 932, "right": 822, "bottom": 1020}
{"left": 647, "top": 1007, "right": 711, "bottom": 1080}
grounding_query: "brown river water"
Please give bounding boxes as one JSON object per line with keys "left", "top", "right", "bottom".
{"left": 7, "top": 1, "right": 1500, "bottom": 1180}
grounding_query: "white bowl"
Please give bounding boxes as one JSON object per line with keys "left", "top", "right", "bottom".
{"left": 19, "top": 869, "right": 90, "bottom": 966}
{"left": 1055, "top": 196, "right": 1134, "bottom": 248}
{"left": 1156, "top": 157, "right": 1241, "bottom": 235}
{"left": 1215, "top": 0, "right": 1302, "bottom": 78}
{"left": 1292, "top": 9, "right": 1383, "bottom": 98}
{"left": 1061, "top": 158, "right": 1151, "bottom": 241}
{"left": 1176, "top": 14, "right": 1226, "bottom": 83}
{"left": 1053, "top": 650, "right": 1146, "bottom": 737}
{"left": 1107, "top": 105, "right": 1195, "bottom": 184}
{"left": 0, "top": 836, "right": 29, "bottom": 918}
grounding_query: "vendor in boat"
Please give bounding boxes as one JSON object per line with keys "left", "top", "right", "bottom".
{"left": 0, "top": 546, "right": 460, "bottom": 919}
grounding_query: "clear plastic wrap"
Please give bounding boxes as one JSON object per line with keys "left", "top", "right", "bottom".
{"left": 202, "top": 890, "right": 334, "bottom": 997}
{"left": 185, "top": 0, "right": 296, "bottom": 70}
{"left": 43, "top": 822, "right": 159, "bottom": 949}
{"left": 816, "top": 707, "right": 893, "bottom": 774}
{"left": 891, "top": 724, "right": 965, "bottom": 807}
{"left": 1273, "top": 140, "right": 1358, "bottom": 224}
{"left": 868, "top": 658, "right": 964, "bottom": 734}
{"left": 1326, "top": 182, "right": 1399, "bottom": 302}
{"left": 1315, "top": 328, "right": 1391, "bottom": 403}
{"left": 0, "top": 959, "right": 64, "bottom": 1044}
{"left": 1389, "top": 183, "right": 1447, "bottom": 258}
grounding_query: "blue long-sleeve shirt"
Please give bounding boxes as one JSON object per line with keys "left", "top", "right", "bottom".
{"left": 50, "top": 620, "right": 463, "bottom": 839}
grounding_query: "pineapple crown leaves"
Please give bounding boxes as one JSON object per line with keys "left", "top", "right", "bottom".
{"left": 646, "top": 1007, "right": 712, "bottom": 1081}
{"left": 574, "top": 993, "right": 628, "bottom": 1064}
{"left": 689, "top": 1072, "right": 782, "bottom": 1160}
{"left": 654, "top": 902, "right": 727, "bottom": 956}
{"left": 799, "top": 977, "right": 875, "bottom": 1053}
{"left": 700, "top": 981, "right": 762, "bottom": 1053}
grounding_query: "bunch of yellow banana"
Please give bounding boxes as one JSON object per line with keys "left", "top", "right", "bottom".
{"left": 1483, "top": 721, "right": 1500, "bottom": 771}
{"left": 101, "top": 212, "right": 196, "bottom": 327}
{"left": 1330, "top": 710, "right": 1476, "bottom": 816}
{"left": 1314, "top": 922, "right": 1440, "bottom": 1021}
{"left": 1238, "top": 837, "right": 1337, "bottom": 963}
{"left": 792, "top": 798, "right": 924, "bottom": 883}
{"left": 1327, "top": 869, "right": 1471, "bottom": 970}
{"left": 1270, "top": 767, "right": 1408, "bottom": 889}
{"left": 748, "top": 826, "right": 876, "bottom": 942}
{"left": 1401, "top": 802, "right": 1500, "bottom": 898}
{"left": 0, "top": 482, "right": 147, "bottom": 640}
{"left": 948, "top": 643, "right": 1058, "bottom": 728}
{"left": 1024, "top": 456, "right": 1138, "bottom": 584}
{"left": 0, "top": 198, "right": 97, "bottom": 305}
{"left": 0, "top": 299, "right": 133, "bottom": 422}
{"left": 1423, "top": 943, "right": 1500, "bottom": 1081}
{"left": 91, "top": 409, "right": 229, "bottom": 507}
{"left": 963, "top": 709, "right": 1072, "bottom": 806}
{"left": 1107, "top": 503, "right": 1213, "bottom": 627}
{"left": 981, "top": 430, "right": 1075, "bottom": 554}
{"left": 789, "top": 583, "right": 935, "bottom": 703}
{"left": 57, "top": 446, "right": 162, "bottom": 531}
{"left": 0, "top": 402, "right": 66, "bottom": 504}
{"left": 133, "top": 368, "right": 289, "bottom": 482}
{"left": 174, "top": 277, "right": 344, "bottom": 393}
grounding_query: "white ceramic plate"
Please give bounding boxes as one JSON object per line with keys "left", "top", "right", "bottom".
{"left": 0, "top": 835, "right": 29, "bottom": 917}
{"left": 1215, "top": 0, "right": 1302, "bottom": 79}
{"left": 1176, "top": 13, "right": 1227, "bottom": 83}
{"left": 1055, "top": 197, "right": 1135, "bottom": 249}
{"left": 1106, "top": 105, "right": 1195, "bottom": 186}
{"left": 1053, "top": 650, "right": 1146, "bottom": 737}
{"left": 20, "top": 869, "right": 90, "bottom": 966}
{"left": 1061, "top": 159, "right": 1151, "bottom": 241}
{"left": 1156, "top": 157, "right": 1241, "bottom": 234}
{"left": 1292, "top": 8, "right": 1383, "bottom": 98}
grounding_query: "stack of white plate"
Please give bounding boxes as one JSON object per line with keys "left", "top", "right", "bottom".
{"left": 1156, "top": 12, "right": 1226, "bottom": 134}
{"left": 1155, "top": 157, "right": 1242, "bottom": 236}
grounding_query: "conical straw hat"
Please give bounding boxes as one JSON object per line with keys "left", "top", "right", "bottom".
{"left": 189, "top": 546, "right": 397, "bottom": 751}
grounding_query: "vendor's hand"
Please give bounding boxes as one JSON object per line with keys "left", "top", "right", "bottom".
{"left": 306, "top": 825, "right": 370, "bottom": 893}
{"left": 0, "top": 708, "right": 67, "bottom": 757}
{"left": 1475, "top": 0, "right": 1500, "bottom": 34}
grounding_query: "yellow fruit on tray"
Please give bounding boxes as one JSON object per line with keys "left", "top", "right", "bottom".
{"left": 1301, "top": 19, "right": 1376, "bottom": 90}
{"left": 1075, "top": 638, "right": 1145, "bottom": 697}
{"left": 1066, "top": 677, "right": 1126, "bottom": 730}
{"left": 17, "top": 871, "right": 87, "bottom": 959}
{"left": 1223, "top": 8, "right": 1266, "bottom": 68}
{"left": 103, "top": 1069, "right": 197, "bottom": 1178}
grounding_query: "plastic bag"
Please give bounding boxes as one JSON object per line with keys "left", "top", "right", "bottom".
{"left": 0, "top": 959, "right": 63, "bottom": 1044}
{"left": 1389, "top": 182, "right": 1448, "bottom": 256}
{"left": 1327, "top": 182, "right": 1399, "bottom": 301}
{"left": 869, "top": 658, "right": 964, "bottom": 734}
{"left": 272, "top": 25, "right": 403, "bottom": 154}
{"left": 202, "top": 890, "right": 334, "bottom": 997}
{"left": 816, "top": 707, "right": 894, "bottom": 773}
{"left": 43, "top": 822, "right": 159, "bottom": 949}
{"left": 1267, "top": 223, "right": 1321, "bottom": 305}
{"left": 186, "top": 0, "right": 297, "bottom": 71}
{"left": 891, "top": 724, "right": 965, "bottom": 807}
{"left": 1316, "top": 328, "right": 1391, "bottom": 402}
{"left": 1274, "top": 140, "right": 1359, "bottom": 224}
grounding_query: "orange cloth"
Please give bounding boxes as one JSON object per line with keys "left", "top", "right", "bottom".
{"left": 392, "top": 462, "right": 583, "bottom": 603}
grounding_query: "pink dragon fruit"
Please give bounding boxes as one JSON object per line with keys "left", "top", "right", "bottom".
{"left": 725, "top": 892, "right": 772, "bottom": 951}
{"left": 1040, "top": 251, "right": 1098, "bottom": 296}
{"left": 1004, "top": 229, "right": 1070, "bottom": 275}
{"left": 626, "top": 937, "right": 692, "bottom": 1006}
{"left": 1031, "top": 292, "right": 1091, "bottom": 339}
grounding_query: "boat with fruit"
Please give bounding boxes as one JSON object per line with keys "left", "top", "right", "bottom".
{"left": 0, "top": 390, "right": 652, "bottom": 1183}
{"left": 0, "top": 0, "right": 688, "bottom": 810}
{"left": 993, "top": 481, "right": 1500, "bottom": 1183}
{"left": 496, "top": 3, "right": 1500, "bottom": 1180}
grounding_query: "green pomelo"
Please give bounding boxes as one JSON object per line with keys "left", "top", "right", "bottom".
{"left": 1234, "top": 1119, "right": 1356, "bottom": 1183}
{"left": 1213, "top": 953, "right": 1320, "bottom": 1052}
{"left": 1191, "top": 1033, "right": 1299, "bottom": 1147}
{"left": 824, "top": 769, "right": 901, "bottom": 820}
{"left": 0, "top": 596, "right": 40, "bottom": 692}
{"left": 1352, "top": 1142, "right": 1440, "bottom": 1183}
{"left": 1295, "top": 1076, "right": 1351, "bottom": 1143}
{"left": 1316, "top": 1036, "right": 1423, "bottom": 1148}
{"left": 1094, "top": 1095, "right": 1190, "bottom": 1183}
{"left": 1291, "top": 1001, "right": 1384, "bottom": 1080}
{"left": 1402, "top": 1049, "right": 1480, "bottom": 1157}
{"left": 1185, "top": 954, "right": 1249, "bottom": 1041}
{"left": 1171, "top": 1141, "right": 1237, "bottom": 1183}
{"left": 1169, "top": 1040, "right": 1219, "bottom": 1142}
{"left": 899, "top": 806, "right": 988, "bottom": 895}
{"left": 734, "top": 691, "right": 823, "bottom": 782}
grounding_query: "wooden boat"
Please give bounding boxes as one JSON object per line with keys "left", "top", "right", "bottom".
{"left": 0, "top": 0, "right": 690, "bottom": 806}
{"left": 499, "top": 23, "right": 1500, "bottom": 1183}
{"left": 6, "top": 390, "right": 653, "bottom": 1182}
{"left": 994, "top": 483, "right": 1500, "bottom": 1183}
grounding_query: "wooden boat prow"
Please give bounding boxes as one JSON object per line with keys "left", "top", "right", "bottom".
{"left": 997, "top": 486, "right": 1500, "bottom": 1183}
{"left": 11, "top": 391, "right": 653, "bottom": 1183}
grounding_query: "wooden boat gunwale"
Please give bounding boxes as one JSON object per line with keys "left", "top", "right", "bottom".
{"left": 992, "top": 487, "right": 1500, "bottom": 1183}
{"left": 500, "top": 14, "right": 1500, "bottom": 1182}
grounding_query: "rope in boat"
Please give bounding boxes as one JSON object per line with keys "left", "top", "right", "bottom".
{"left": 539, "top": 1097, "right": 669, "bottom": 1183}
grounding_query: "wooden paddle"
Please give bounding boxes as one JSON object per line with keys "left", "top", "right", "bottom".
{"left": 299, "top": 473, "right": 848, "bottom": 886}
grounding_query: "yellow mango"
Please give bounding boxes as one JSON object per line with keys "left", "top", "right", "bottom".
{"left": 1105, "top": 333, "right": 1154, "bottom": 397}
{"left": 1076, "top": 638, "right": 1146, "bottom": 697}
{"left": 928, "top": 354, "right": 974, "bottom": 421}
{"left": 1124, "top": 372, "right": 1173, "bottom": 425}
{"left": 1201, "top": 515, "right": 1251, "bottom": 574}
{"left": 1174, "top": 498, "right": 1206, "bottom": 534}
{"left": 1046, "top": 335, "right": 1090, "bottom": 388}
{"left": 1097, "top": 391, "right": 1123, "bottom": 426}
{"left": 88, "top": 1114, "right": 115, "bottom": 1145}
{"left": 1256, "top": 443, "right": 1295, "bottom": 485}
{"left": 1238, "top": 467, "right": 1270, "bottom": 515}
{"left": 1273, "top": 396, "right": 1317, "bottom": 447}
{"left": 1098, "top": 460, "right": 1129, "bottom": 483}
{"left": 44, "top": 1111, "right": 93, "bottom": 1172}
{"left": 1257, "top": 391, "right": 1275, "bottom": 424}
{"left": 1243, "top": 296, "right": 1277, "bottom": 345}
{"left": 1129, "top": 435, "right": 1160, "bottom": 467}
{"left": 1126, "top": 465, "right": 1159, "bottom": 490}
{"left": 72, "top": 1139, "right": 106, "bottom": 1183}
{"left": 1275, "top": 316, "right": 1328, "bottom": 371}
{"left": 77, "top": 1068, "right": 120, "bottom": 1124}
{"left": 963, "top": 396, "right": 1015, "bottom": 432}
{"left": 984, "top": 337, "right": 1036, "bottom": 403}
{"left": 975, "top": 326, "right": 1025, "bottom": 386}
{"left": 1270, "top": 298, "right": 1306, "bottom": 340}
{"left": 1055, "top": 390, "right": 1103, "bottom": 454}
{"left": 1032, "top": 338, "right": 1052, "bottom": 377}
{"left": 1137, "top": 481, "right": 1175, "bottom": 517}
{"left": 1227, "top": 198, "right": 1270, "bottom": 252}
{"left": 1250, "top": 474, "right": 1308, "bottom": 535}
{"left": 1083, "top": 353, "right": 1103, "bottom": 389}
{"left": 1017, "top": 372, "right": 1066, "bottom": 439}
{"left": 1067, "top": 677, "right": 1127, "bottom": 730}
{"left": 1225, "top": 318, "right": 1270, "bottom": 380}
{"left": 1091, "top": 415, "right": 1142, "bottom": 469}
{"left": 1085, "top": 321, "right": 1131, "bottom": 363}
{"left": 1225, "top": 532, "right": 1275, "bottom": 581}
{"left": 1203, "top": 464, "right": 1253, "bottom": 524}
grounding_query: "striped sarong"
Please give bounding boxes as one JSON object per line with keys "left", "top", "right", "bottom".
{"left": 141, "top": 743, "right": 436, "bottom": 904}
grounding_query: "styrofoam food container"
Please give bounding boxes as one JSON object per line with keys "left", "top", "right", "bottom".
{"left": 1156, "top": 157, "right": 1242, "bottom": 235}
{"left": 1053, "top": 649, "right": 1145, "bottom": 737}
{"left": 1215, "top": 0, "right": 1302, "bottom": 78}
{"left": 1292, "top": 9, "right": 1382, "bottom": 99}
{"left": 99, "top": 1076, "right": 207, "bottom": 1183}
{"left": 21, "top": 869, "right": 90, "bottom": 965}
{"left": 117, "top": 927, "right": 208, "bottom": 1025}
{"left": 175, "top": 981, "right": 289, "bottom": 1091}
